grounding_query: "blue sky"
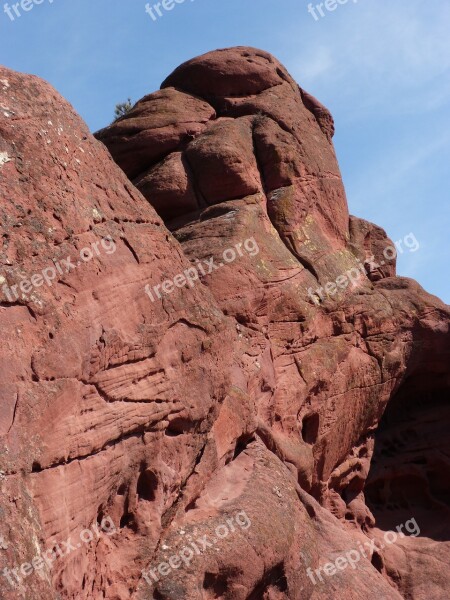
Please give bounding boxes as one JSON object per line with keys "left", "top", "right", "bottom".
{"left": 1, "top": 0, "right": 449, "bottom": 302}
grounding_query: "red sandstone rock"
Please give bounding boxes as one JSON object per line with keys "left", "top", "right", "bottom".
{"left": 0, "top": 47, "right": 449, "bottom": 600}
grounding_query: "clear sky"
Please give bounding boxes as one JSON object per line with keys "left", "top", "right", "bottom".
{"left": 1, "top": 0, "right": 448, "bottom": 302}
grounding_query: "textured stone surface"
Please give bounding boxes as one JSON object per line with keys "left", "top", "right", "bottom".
{"left": 0, "top": 65, "right": 236, "bottom": 600}
{"left": 0, "top": 47, "right": 449, "bottom": 600}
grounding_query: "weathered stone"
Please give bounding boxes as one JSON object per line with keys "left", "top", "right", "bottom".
{"left": 0, "top": 47, "right": 448, "bottom": 600}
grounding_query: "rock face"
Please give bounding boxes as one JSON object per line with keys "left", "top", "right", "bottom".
{"left": 0, "top": 47, "right": 449, "bottom": 600}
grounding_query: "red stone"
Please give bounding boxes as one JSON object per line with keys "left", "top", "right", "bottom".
{"left": 0, "top": 47, "right": 448, "bottom": 599}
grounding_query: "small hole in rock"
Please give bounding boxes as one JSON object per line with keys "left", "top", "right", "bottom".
{"left": 371, "top": 551, "right": 383, "bottom": 573}
{"left": 117, "top": 483, "right": 127, "bottom": 496}
{"left": 120, "top": 513, "right": 137, "bottom": 531}
{"left": 233, "top": 435, "right": 255, "bottom": 460}
{"left": 203, "top": 572, "right": 228, "bottom": 596}
{"left": 137, "top": 469, "right": 158, "bottom": 502}
{"left": 165, "top": 417, "right": 192, "bottom": 436}
{"left": 302, "top": 413, "right": 320, "bottom": 445}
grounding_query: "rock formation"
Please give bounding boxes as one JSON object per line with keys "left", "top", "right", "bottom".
{"left": 0, "top": 47, "right": 449, "bottom": 599}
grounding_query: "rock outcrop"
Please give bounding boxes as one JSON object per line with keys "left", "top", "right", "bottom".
{"left": 0, "top": 47, "right": 449, "bottom": 600}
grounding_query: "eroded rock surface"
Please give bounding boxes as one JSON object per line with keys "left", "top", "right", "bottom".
{"left": 0, "top": 47, "right": 448, "bottom": 600}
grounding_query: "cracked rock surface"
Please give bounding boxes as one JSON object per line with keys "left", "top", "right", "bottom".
{"left": 0, "top": 47, "right": 449, "bottom": 599}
